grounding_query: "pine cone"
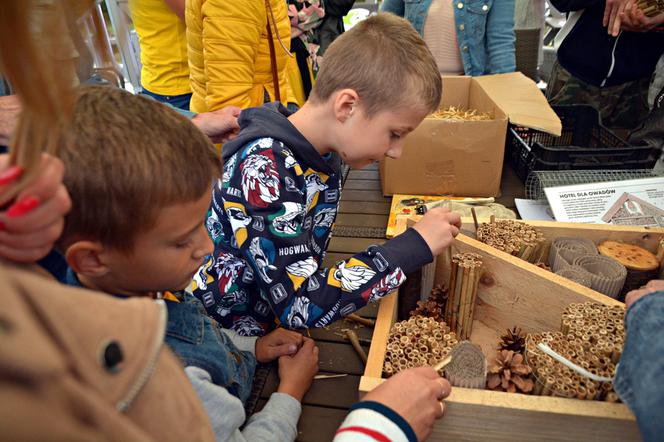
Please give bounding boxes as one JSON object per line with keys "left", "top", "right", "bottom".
{"left": 498, "top": 326, "right": 526, "bottom": 354}
{"left": 430, "top": 285, "right": 448, "bottom": 303}
{"left": 410, "top": 285, "right": 448, "bottom": 321}
{"left": 486, "top": 350, "right": 534, "bottom": 394}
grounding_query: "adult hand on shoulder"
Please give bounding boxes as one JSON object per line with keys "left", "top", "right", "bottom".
{"left": 277, "top": 337, "right": 319, "bottom": 401}
{"left": 603, "top": 0, "right": 631, "bottom": 36}
{"left": 363, "top": 367, "right": 451, "bottom": 442}
{"left": 625, "top": 280, "right": 664, "bottom": 309}
{"left": 412, "top": 206, "right": 461, "bottom": 256}
{"left": 619, "top": 1, "right": 664, "bottom": 32}
{"left": 255, "top": 327, "right": 304, "bottom": 363}
{"left": 0, "top": 153, "right": 71, "bottom": 263}
{"left": 192, "top": 106, "right": 241, "bottom": 144}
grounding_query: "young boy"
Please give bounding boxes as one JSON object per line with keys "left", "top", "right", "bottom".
{"left": 192, "top": 13, "right": 461, "bottom": 335}
{"left": 57, "top": 86, "right": 319, "bottom": 441}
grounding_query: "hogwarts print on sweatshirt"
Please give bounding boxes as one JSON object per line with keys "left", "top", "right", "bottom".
{"left": 191, "top": 103, "right": 433, "bottom": 336}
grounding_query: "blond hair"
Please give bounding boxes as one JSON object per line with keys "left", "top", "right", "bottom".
{"left": 0, "top": 0, "right": 82, "bottom": 205}
{"left": 59, "top": 86, "right": 220, "bottom": 251}
{"left": 310, "top": 13, "right": 442, "bottom": 116}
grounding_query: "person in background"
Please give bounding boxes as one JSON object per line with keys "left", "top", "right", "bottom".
{"left": 185, "top": 0, "right": 300, "bottom": 114}
{"left": 128, "top": 0, "right": 192, "bottom": 110}
{"left": 547, "top": 0, "right": 664, "bottom": 130}
{"left": 381, "top": 0, "right": 516, "bottom": 76}
{"left": 316, "top": 0, "right": 355, "bottom": 59}
{"left": 287, "top": 0, "right": 324, "bottom": 104}
{"left": 615, "top": 279, "right": 664, "bottom": 442}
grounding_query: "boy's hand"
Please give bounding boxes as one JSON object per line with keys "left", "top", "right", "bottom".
{"left": 0, "top": 153, "right": 72, "bottom": 263}
{"left": 363, "top": 367, "right": 451, "bottom": 442}
{"left": 277, "top": 337, "right": 319, "bottom": 401}
{"left": 255, "top": 328, "right": 304, "bottom": 363}
{"left": 625, "top": 280, "right": 664, "bottom": 309}
{"left": 412, "top": 207, "right": 461, "bottom": 256}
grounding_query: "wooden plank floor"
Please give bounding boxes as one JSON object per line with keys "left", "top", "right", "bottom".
{"left": 256, "top": 162, "right": 524, "bottom": 441}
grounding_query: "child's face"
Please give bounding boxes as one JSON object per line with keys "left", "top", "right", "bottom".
{"left": 102, "top": 188, "right": 214, "bottom": 296}
{"left": 337, "top": 103, "right": 429, "bottom": 169}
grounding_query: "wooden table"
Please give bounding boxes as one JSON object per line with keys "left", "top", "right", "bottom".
{"left": 254, "top": 163, "right": 524, "bottom": 441}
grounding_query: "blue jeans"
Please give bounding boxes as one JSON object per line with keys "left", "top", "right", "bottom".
{"left": 380, "top": 0, "right": 515, "bottom": 76}
{"left": 141, "top": 89, "right": 192, "bottom": 111}
{"left": 164, "top": 293, "right": 256, "bottom": 404}
{"left": 614, "top": 291, "right": 664, "bottom": 442}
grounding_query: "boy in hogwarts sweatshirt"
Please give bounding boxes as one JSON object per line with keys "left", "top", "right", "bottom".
{"left": 193, "top": 13, "right": 461, "bottom": 335}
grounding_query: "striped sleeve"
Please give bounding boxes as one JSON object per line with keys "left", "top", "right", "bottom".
{"left": 333, "top": 401, "right": 416, "bottom": 442}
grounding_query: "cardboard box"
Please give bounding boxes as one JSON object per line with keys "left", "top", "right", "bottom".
{"left": 360, "top": 219, "right": 664, "bottom": 441}
{"left": 380, "top": 72, "right": 562, "bottom": 197}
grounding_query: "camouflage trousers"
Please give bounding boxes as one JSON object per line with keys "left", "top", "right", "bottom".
{"left": 546, "top": 62, "right": 651, "bottom": 131}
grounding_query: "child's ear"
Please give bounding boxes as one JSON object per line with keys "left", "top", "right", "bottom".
{"left": 333, "top": 89, "right": 360, "bottom": 123}
{"left": 65, "top": 241, "right": 110, "bottom": 278}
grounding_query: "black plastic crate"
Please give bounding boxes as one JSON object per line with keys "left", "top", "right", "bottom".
{"left": 507, "top": 105, "right": 658, "bottom": 181}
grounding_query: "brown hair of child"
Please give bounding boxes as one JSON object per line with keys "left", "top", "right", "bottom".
{"left": 309, "top": 13, "right": 442, "bottom": 117}
{"left": 59, "top": 85, "right": 220, "bottom": 251}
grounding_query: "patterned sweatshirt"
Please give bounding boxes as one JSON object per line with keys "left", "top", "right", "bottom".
{"left": 192, "top": 103, "right": 433, "bottom": 336}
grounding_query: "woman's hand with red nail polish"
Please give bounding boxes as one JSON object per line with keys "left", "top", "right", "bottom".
{"left": 0, "top": 153, "right": 71, "bottom": 263}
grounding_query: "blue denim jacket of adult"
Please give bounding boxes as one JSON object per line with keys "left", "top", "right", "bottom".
{"left": 164, "top": 293, "right": 257, "bottom": 404}
{"left": 614, "top": 292, "right": 664, "bottom": 442}
{"left": 380, "top": 0, "right": 515, "bottom": 76}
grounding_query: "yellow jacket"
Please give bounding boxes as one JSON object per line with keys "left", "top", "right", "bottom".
{"left": 186, "top": 0, "right": 299, "bottom": 113}
{"left": 129, "top": 0, "right": 190, "bottom": 96}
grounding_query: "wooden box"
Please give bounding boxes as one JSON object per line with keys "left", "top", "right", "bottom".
{"left": 360, "top": 220, "right": 664, "bottom": 441}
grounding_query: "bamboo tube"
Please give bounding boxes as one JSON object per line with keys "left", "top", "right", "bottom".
{"left": 576, "top": 385, "right": 587, "bottom": 400}
{"left": 346, "top": 330, "right": 367, "bottom": 364}
{"left": 471, "top": 207, "right": 479, "bottom": 231}
{"left": 346, "top": 313, "right": 375, "bottom": 328}
{"left": 457, "top": 263, "right": 471, "bottom": 338}
{"left": 450, "top": 261, "right": 464, "bottom": 333}
{"left": 445, "top": 259, "right": 458, "bottom": 323}
{"left": 606, "top": 392, "right": 620, "bottom": 403}
{"left": 433, "top": 355, "right": 453, "bottom": 372}
{"left": 465, "top": 265, "right": 481, "bottom": 338}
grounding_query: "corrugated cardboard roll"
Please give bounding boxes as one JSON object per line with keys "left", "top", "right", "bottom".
{"left": 549, "top": 237, "right": 598, "bottom": 272}
{"left": 555, "top": 267, "right": 593, "bottom": 288}
{"left": 572, "top": 255, "right": 627, "bottom": 299}
{"left": 444, "top": 341, "right": 487, "bottom": 389}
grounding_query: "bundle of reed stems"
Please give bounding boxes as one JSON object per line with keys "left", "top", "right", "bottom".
{"left": 525, "top": 302, "right": 624, "bottom": 401}
{"left": 636, "top": 0, "right": 663, "bottom": 16}
{"left": 444, "top": 252, "right": 483, "bottom": 340}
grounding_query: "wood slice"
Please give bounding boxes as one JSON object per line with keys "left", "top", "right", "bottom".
{"left": 598, "top": 241, "right": 659, "bottom": 271}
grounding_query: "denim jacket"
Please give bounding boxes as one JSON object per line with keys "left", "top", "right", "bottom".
{"left": 380, "top": 0, "right": 515, "bottom": 76}
{"left": 164, "top": 294, "right": 257, "bottom": 404}
{"left": 614, "top": 292, "right": 664, "bottom": 442}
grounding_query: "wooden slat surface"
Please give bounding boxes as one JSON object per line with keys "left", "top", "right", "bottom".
{"left": 347, "top": 169, "right": 381, "bottom": 180}
{"left": 340, "top": 189, "right": 391, "bottom": 202}
{"left": 338, "top": 200, "right": 391, "bottom": 214}
{"left": 335, "top": 213, "right": 388, "bottom": 228}
{"left": 261, "top": 371, "right": 361, "bottom": 409}
{"left": 342, "top": 179, "right": 382, "bottom": 191}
